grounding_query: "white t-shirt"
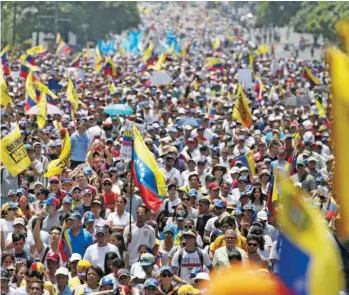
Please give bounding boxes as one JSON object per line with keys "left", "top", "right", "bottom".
{"left": 38, "top": 244, "right": 65, "bottom": 268}
{"left": 6, "top": 231, "right": 34, "bottom": 253}
{"left": 161, "top": 167, "right": 183, "bottom": 186}
{"left": 130, "top": 262, "right": 160, "bottom": 278}
{"left": 83, "top": 243, "right": 121, "bottom": 272}
{"left": 123, "top": 224, "right": 156, "bottom": 264}
{"left": 171, "top": 248, "right": 212, "bottom": 281}
{"left": 108, "top": 211, "right": 134, "bottom": 228}
{"left": 160, "top": 198, "right": 181, "bottom": 214}
{"left": 204, "top": 216, "right": 218, "bottom": 233}
{"left": 94, "top": 217, "right": 105, "bottom": 227}
{"left": 0, "top": 219, "right": 14, "bottom": 241}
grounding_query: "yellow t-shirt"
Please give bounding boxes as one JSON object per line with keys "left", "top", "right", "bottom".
{"left": 209, "top": 230, "right": 247, "bottom": 252}
{"left": 68, "top": 276, "right": 84, "bottom": 289}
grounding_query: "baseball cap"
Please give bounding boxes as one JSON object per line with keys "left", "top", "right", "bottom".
{"left": 296, "top": 159, "right": 306, "bottom": 166}
{"left": 47, "top": 252, "right": 60, "bottom": 262}
{"left": 82, "top": 188, "right": 92, "bottom": 196}
{"left": 95, "top": 226, "right": 107, "bottom": 235}
{"left": 182, "top": 229, "right": 197, "bottom": 238}
{"left": 229, "top": 167, "right": 240, "bottom": 174}
{"left": 0, "top": 268, "right": 10, "bottom": 280}
{"left": 208, "top": 182, "right": 220, "bottom": 190}
{"left": 14, "top": 218, "right": 25, "bottom": 226}
{"left": 239, "top": 191, "right": 249, "bottom": 199}
{"left": 83, "top": 211, "right": 95, "bottom": 223}
{"left": 188, "top": 188, "right": 198, "bottom": 198}
{"left": 62, "top": 196, "right": 72, "bottom": 204}
{"left": 163, "top": 225, "right": 176, "bottom": 235}
{"left": 55, "top": 267, "right": 69, "bottom": 276}
{"left": 100, "top": 276, "right": 115, "bottom": 286}
{"left": 159, "top": 266, "right": 173, "bottom": 275}
{"left": 214, "top": 199, "right": 226, "bottom": 208}
{"left": 234, "top": 208, "right": 243, "bottom": 217}
{"left": 307, "top": 156, "right": 317, "bottom": 162}
{"left": 69, "top": 253, "right": 82, "bottom": 263}
{"left": 16, "top": 188, "right": 25, "bottom": 195}
{"left": 8, "top": 189, "right": 16, "bottom": 196}
{"left": 43, "top": 196, "right": 60, "bottom": 206}
{"left": 72, "top": 186, "right": 82, "bottom": 192}
{"left": 243, "top": 204, "right": 255, "bottom": 212}
{"left": 194, "top": 272, "right": 210, "bottom": 281}
{"left": 49, "top": 176, "right": 59, "bottom": 183}
{"left": 3, "top": 202, "right": 18, "bottom": 211}
{"left": 256, "top": 210, "right": 268, "bottom": 221}
{"left": 77, "top": 260, "right": 92, "bottom": 276}
{"left": 191, "top": 267, "right": 202, "bottom": 277}
{"left": 62, "top": 178, "right": 73, "bottom": 184}
{"left": 116, "top": 269, "right": 130, "bottom": 279}
{"left": 140, "top": 253, "right": 155, "bottom": 266}
{"left": 68, "top": 211, "right": 82, "bottom": 221}
{"left": 238, "top": 176, "right": 248, "bottom": 182}
{"left": 144, "top": 278, "right": 158, "bottom": 289}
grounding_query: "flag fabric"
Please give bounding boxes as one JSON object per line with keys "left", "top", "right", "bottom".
{"left": 314, "top": 96, "right": 331, "bottom": 129}
{"left": 55, "top": 33, "right": 61, "bottom": 46}
{"left": 0, "top": 125, "right": 31, "bottom": 177}
{"left": 56, "top": 40, "right": 71, "bottom": 55}
{"left": 303, "top": 66, "right": 320, "bottom": 88}
{"left": 26, "top": 44, "right": 48, "bottom": 55}
{"left": 205, "top": 57, "right": 223, "bottom": 71}
{"left": 325, "top": 199, "right": 339, "bottom": 221}
{"left": 141, "top": 42, "right": 157, "bottom": 72}
{"left": 67, "top": 77, "right": 79, "bottom": 114}
{"left": 132, "top": 125, "right": 167, "bottom": 211}
{"left": 232, "top": 85, "right": 253, "bottom": 128}
{"left": 327, "top": 46, "right": 349, "bottom": 239}
{"left": 277, "top": 177, "right": 343, "bottom": 295}
{"left": 213, "top": 37, "right": 222, "bottom": 53}
{"left": 20, "top": 55, "right": 40, "bottom": 79}
{"left": 84, "top": 43, "right": 91, "bottom": 62}
{"left": 69, "top": 53, "right": 82, "bottom": 67}
{"left": 285, "top": 144, "right": 298, "bottom": 175}
{"left": 255, "top": 44, "right": 268, "bottom": 56}
{"left": 95, "top": 47, "right": 103, "bottom": 72}
{"left": 44, "top": 130, "right": 71, "bottom": 177}
{"left": 24, "top": 71, "right": 39, "bottom": 110}
{"left": 104, "top": 58, "right": 118, "bottom": 77}
{"left": 1, "top": 45, "right": 11, "bottom": 75}
{"left": 58, "top": 221, "right": 72, "bottom": 263}
{"left": 237, "top": 151, "right": 256, "bottom": 177}
{"left": 266, "top": 170, "right": 276, "bottom": 217}
{"left": 152, "top": 53, "right": 167, "bottom": 71}
{"left": 0, "top": 68, "right": 13, "bottom": 106}
{"left": 36, "top": 92, "right": 47, "bottom": 129}
{"left": 336, "top": 20, "right": 349, "bottom": 54}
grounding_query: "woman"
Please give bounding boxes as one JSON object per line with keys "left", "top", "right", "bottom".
{"left": 259, "top": 169, "right": 271, "bottom": 194}
{"left": 166, "top": 203, "right": 188, "bottom": 226}
{"left": 108, "top": 196, "right": 133, "bottom": 232}
{"left": 0, "top": 202, "right": 18, "bottom": 250}
{"left": 90, "top": 177, "right": 103, "bottom": 194}
{"left": 159, "top": 226, "right": 175, "bottom": 266}
{"left": 109, "top": 232, "right": 129, "bottom": 269}
{"left": 94, "top": 194, "right": 110, "bottom": 219}
{"left": 1, "top": 252, "right": 15, "bottom": 268}
{"left": 48, "top": 177, "right": 66, "bottom": 202}
{"left": 18, "top": 195, "right": 35, "bottom": 221}
{"left": 11, "top": 264, "right": 27, "bottom": 289}
{"left": 181, "top": 193, "right": 198, "bottom": 218}
{"left": 109, "top": 167, "right": 121, "bottom": 195}
{"left": 212, "top": 165, "right": 231, "bottom": 186}
{"left": 75, "top": 265, "right": 104, "bottom": 294}
{"left": 90, "top": 198, "right": 105, "bottom": 226}
{"left": 239, "top": 166, "right": 252, "bottom": 185}
{"left": 158, "top": 266, "right": 179, "bottom": 295}
{"left": 104, "top": 252, "right": 119, "bottom": 275}
{"left": 249, "top": 187, "right": 266, "bottom": 213}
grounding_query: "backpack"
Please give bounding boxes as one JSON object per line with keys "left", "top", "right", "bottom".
{"left": 157, "top": 199, "right": 171, "bottom": 231}
{"left": 177, "top": 247, "right": 204, "bottom": 278}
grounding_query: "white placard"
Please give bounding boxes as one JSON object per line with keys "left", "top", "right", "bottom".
{"left": 238, "top": 69, "right": 253, "bottom": 89}
{"left": 119, "top": 120, "right": 145, "bottom": 161}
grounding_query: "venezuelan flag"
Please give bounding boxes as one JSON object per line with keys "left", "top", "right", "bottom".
{"left": 205, "top": 57, "right": 223, "bottom": 71}
{"left": 132, "top": 125, "right": 167, "bottom": 211}
{"left": 141, "top": 42, "right": 157, "bottom": 72}
{"left": 1, "top": 45, "right": 11, "bottom": 75}
{"left": 20, "top": 55, "right": 38, "bottom": 79}
{"left": 69, "top": 53, "right": 82, "bottom": 68}
{"left": 303, "top": 66, "right": 320, "bottom": 88}
{"left": 56, "top": 40, "right": 71, "bottom": 55}
{"left": 58, "top": 222, "right": 72, "bottom": 263}
{"left": 285, "top": 144, "right": 298, "bottom": 175}
{"left": 26, "top": 44, "right": 48, "bottom": 55}
{"left": 266, "top": 170, "right": 276, "bottom": 217}
{"left": 277, "top": 177, "right": 343, "bottom": 295}
{"left": 325, "top": 199, "right": 339, "bottom": 221}
{"left": 237, "top": 150, "right": 256, "bottom": 177}
{"left": 104, "top": 58, "right": 118, "bottom": 77}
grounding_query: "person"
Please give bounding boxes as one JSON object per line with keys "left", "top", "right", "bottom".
{"left": 11, "top": 263, "right": 27, "bottom": 289}
{"left": 159, "top": 225, "right": 176, "bottom": 266}
{"left": 108, "top": 196, "right": 133, "bottom": 232}
{"left": 54, "top": 267, "right": 73, "bottom": 295}
{"left": 66, "top": 212, "right": 94, "bottom": 257}
{"left": 158, "top": 266, "right": 179, "bottom": 295}
{"left": 28, "top": 281, "right": 44, "bottom": 295}
{"left": 246, "top": 234, "right": 268, "bottom": 268}
{"left": 0, "top": 202, "right": 18, "bottom": 249}
{"left": 122, "top": 181, "right": 143, "bottom": 220}
{"left": 90, "top": 198, "right": 104, "bottom": 226}
{"left": 124, "top": 206, "right": 156, "bottom": 265}
{"left": 102, "top": 178, "right": 119, "bottom": 213}
{"left": 68, "top": 260, "right": 91, "bottom": 289}
{"left": 109, "top": 232, "right": 129, "bottom": 268}
{"left": 6, "top": 217, "right": 35, "bottom": 254}
{"left": 67, "top": 253, "right": 81, "bottom": 280}
{"left": 290, "top": 159, "right": 316, "bottom": 193}
{"left": 75, "top": 189, "right": 93, "bottom": 216}
{"left": 45, "top": 253, "right": 60, "bottom": 284}
{"left": 12, "top": 232, "right": 35, "bottom": 269}
{"left": 41, "top": 196, "right": 61, "bottom": 233}
{"left": 196, "top": 198, "right": 214, "bottom": 242}
{"left": 74, "top": 265, "right": 104, "bottom": 294}
{"left": 70, "top": 119, "right": 91, "bottom": 169}
{"left": 104, "top": 252, "right": 119, "bottom": 275}
{"left": 1, "top": 267, "right": 15, "bottom": 295}
{"left": 212, "top": 229, "right": 246, "bottom": 268}
{"left": 99, "top": 276, "right": 115, "bottom": 292}
{"left": 171, "top": 229, "right": 212, "bottom": 282}
{"left": 83, "top": 226, "right": 121, "bottom": 272}
{"left": 161, "top": 154, "right": 183, "bottom": 186}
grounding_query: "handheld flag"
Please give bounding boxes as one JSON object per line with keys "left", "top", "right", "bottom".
{"left": 35, "top": 81, "right": 58, "bottom": 99}
{"left": 232, "top": 85, "right": 253, "bottom": 128}
{"left": 327, "top": 46, "right": 349, "bottom": 239}
{"left": 69, "top": 53, "right": 82, "bottom": 67}
{"left": 95, "top": 47, "right": 103, "bottom": 72}
{"left": 0, "top": 125, "right": 31, "bottom": 177}
{"left": 336, "top": 20, "right": 349, "bottom": 54}
{"left": 314, "top": 96, "right": 331, "bottom": 128}
{"left": 44, "top": 130, "right": 71, "bottom": 177}
{"left": 55, "top": 33, "right": 61, "bottom": 46}
{"left": 104, "top": 58, "right": 118, "bottom": 77}
{"left": 141, "top": 42, "right": 157, "bottom": 72}
{"left": 56, "top": 40, "right": 71, "bottom": 55}
{"left": 304, "top": 66, "right": 320, "bottom": 88}
{"left": 132, "top": 125, "right": 167, "bottom": 211}
{"left": 67, "top": 77, "right": 79, "bottom": 114}
{"left": 213, "top": 37, "right": 222, "bottom": 53}
{"left": 238, "top": 150, "right": 256, "bottom": 176}
{"left": 0, "top": 68, "right": 13, "bottom": 106}
{"left": 1, "top": 45, "right": 11, "bottom": 75}
{"left": 84, "top": 43, "right": 91, "bottom": 62}
{"left": 36, "top": 92, "right": 47, "bottom": 129}
{"left": 205, "top": 57, "right": 223, "bottom": 71}
{"left": 152, "top": 53, "right": 167, "bottom": 71}
{"left": 26, "top": 44, "right": 48, "bottom": 55}
{"left": 58, "top": 221, "right": 72, "bottom": 263}
{"left": 277, "top": 177, "right": 343, "bottom": 295}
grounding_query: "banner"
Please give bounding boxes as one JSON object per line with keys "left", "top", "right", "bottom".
{"left": 44, "top": 130, "right": 71, "bottom": 177}
{"left": 232, "top": 84, "right": 253, "bottom": 128}
{"left": 0, "top": 126, "right": 31, "bottom": 176}
{"left": 119, "top": 120, "right": 145, "bottom": 161}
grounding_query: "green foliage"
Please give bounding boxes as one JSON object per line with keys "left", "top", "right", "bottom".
{"left": 1, "top": 1, "right": 140, "bottom": 46}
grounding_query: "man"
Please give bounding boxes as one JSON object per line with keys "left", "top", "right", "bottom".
{"left": 0, "top": 267, "right": 15, "bottom": 295}
{"left": 196, "top": 158, "right": 210, "bottom": 189}
{"left": 246, "top": 234, "right": 268, "bottom": 268}
{"left": 307, "top": 156, "right": 321, "bottom": 179}
{"left": 290, "top": 159, "right": 316, "bottom": 193}
{"left": 86, "top": 115, "right": 106, "bottom": 141}
{"left": 228, "top": 176, "right": 249, "bottom": 204}
{"left": 83, "top": 226, "right": 121, "bottom": 272}
{"left": 46, "top": 253, "right": 60, "bottom": 284}
{"left": 68, "top": 260, "right": 91, "bottom": 289}
{"left": 75, "top": 189, "right": 93, "bottom": 216}
{"left": 161, "top": 154, "right": 182, "bottom": 186}
{"left": 181, "top": 137, "right": 200, "bottom": 161}
{"left": 207, "top": 182, "right": 220, "bottom": 203}
{"left": 33, "top": 142, "right": 49, "bottom": 173}
{"left": 196, "top": 198, "right": 214, "bottom": 242}
{"left": 254, "top": 211, "right": 279, "bottom": 242}
{"left": 55, "top": 267, "right": 73, "bottom": 295}
{"left": 70, "top": 120, "right": 91, "bottom": 169}
{"left": 143, "top": 278, "right": 158, "bottom": 295}
{"left": 212, "top": 229, "right": 246, "bottom": 267}
{"left": 6, "top": 217, "right": 35, "bottom": 254}
{"left": 181, "top": 159, "right": 196, "bottom": 186}
{"left": 132, "top": 253, "right": 156, "bottom": 279}
{"left": 159, "top": 183, "right": 181, "bottom": 225}
{"left": 102, "top": 178, "right": 119, "bottom": 212}
{"left": 124, "top": 181, "right": 143, "bottom": 220}
{"left": 171, "top": 229, "right": 212, "bottom": 282}
{"left": 124, "top": 206, "right": 156, "bottom": 264}
{"left": 67, "top": 212, "right": 94, "bottom": 257}
{"left": 12, "top": 232, "right": 35, "bottom": 268}
{"left": 271, "top": 147, "right": 287, "bottom": 171}
{"left": 76, "top": 172, "right": 97, "bottom": 196}
{"left": 233, "top": 136, "right": 250, "bottom": 157}
{"left": 42, "top": 196, "right": 61, "bottom": 233}
{"left": 28, "top": 282, "right": 44, "bottom": 295}
{"left": 24, "top": 144, "right": 44, "bottom": 190}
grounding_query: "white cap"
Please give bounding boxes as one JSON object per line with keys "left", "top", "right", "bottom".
{"left": 229, "top": 167, "right": 240, "bottom": 174}
{"left": 307, "top": 156, "right": 317, "bottom": 162}
{"left": 69, "top": 253, "right": 82, "bottom": 263}
{"left": 55, "top": 267, "right": 69, "bottom": 276}
{"left": 14, "top": 218, "right": 25, "bottom": 226}
{"left": 194, "top": 272, "right": 210, "bottom": 281}
{"left": 256, "top": 210, "right": 268, "bottom": 221}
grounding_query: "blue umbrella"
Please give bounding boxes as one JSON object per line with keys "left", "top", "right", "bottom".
{"left": 176, "top": 117, "right": 201, "bottom": 127}
{"left": 104, "top": 104, "right": 134, "bottom": 116}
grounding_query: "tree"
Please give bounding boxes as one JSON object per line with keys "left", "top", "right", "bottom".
{"left": 1, "top": 1, "right": 140, "bottom": 46}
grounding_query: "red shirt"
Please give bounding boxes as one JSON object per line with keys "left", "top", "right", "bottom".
{"left": 103, "top": 191, "right": 119, "bottom": 212}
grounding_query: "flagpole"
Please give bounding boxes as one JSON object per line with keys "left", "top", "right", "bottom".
{"left": 129, "top": 131, "right": 134, "bottom": 243}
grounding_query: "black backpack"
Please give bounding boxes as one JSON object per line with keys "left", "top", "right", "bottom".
{"left": 157, "top": 199, "right": 172, "bottom": 231}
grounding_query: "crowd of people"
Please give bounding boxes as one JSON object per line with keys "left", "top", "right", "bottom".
{"left": 1, "top": 2, "right": 346, "bottom": 295}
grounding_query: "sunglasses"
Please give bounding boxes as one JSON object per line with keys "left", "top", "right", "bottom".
{"left": 184, "top": 225, "right": 193, "bottom": 229}
{"left": 8, "top": 208, "right": 18, "bottom": 211}
{"left": 182, "top": 198, "right": 190, "bottom": 201}
{"left": 103, "top": 183, "right": 112, "bottom": 186}
{"left": 161, "top": 273, "right": 172, "bottom": 278}
{"left": 50, "top": 181, "right": 59, "bottom": 184}
{"left": 248, "top": 243, "right": 258, "bottom": 247}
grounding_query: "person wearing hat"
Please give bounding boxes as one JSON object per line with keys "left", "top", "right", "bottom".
{"left": 233, "top": 136, "right": 251, "bottom": 157}
{"left": 192, "top": 272, "right": 210, "bottom": 290}
{"left": 54, "top": 267, "right": 73, "bottom": 294}
{"left": 75, "top": 188, "right": 93, "bottom": 216}
{"left": 61, "top": 178, "right": 73, "bottom": 194}
{"left": 307, "top": 156, "right": 321, "bottom": 179}
{"left": 228, "top": 176, "right": 249, "bottom": 204}
{"left": 83, "top": 211, "right": 96, "bottom": 237}
{"left": 171, "top": 229, "right": 212, "bottom": 282}
{"left": 58, "top": 196, "right": 73, "bottom": 215}
{"left": 99, "top": 276, "right": 115, "bottom": 292}
{"left": 46, "top": 252, "right": 61, "bottom": 284}
{"left": 90, "top": 198, "right": 104, "bottom": 226}
{"left": 207, "top": 182, "right": 221, "bottom": 203}
{"left": 290, "top": 159, "right": 316, "bottom": 193}
{"left": 40, "top": 195, "right": 61, "bottom": 233}
{"left": 0, "top": 202, "right": 19, "bottom": 249}
{"left": 271, "top": 147, "right": 287, "bottom": 172}
{"left": 70, "top": 186, "right": 82, "bottom": 209}
{"left": 132, "top": 252, "right": 157, "bottom": 281}
{"left": 24, "top": 143, "right": 45, "bottom": 191}
{"left": 83, "top": 226, "right": 120, "bottom": 272}
{"left": 68, "top": 260, "right": 92, "bottom": 289}
{"left": 161, "top": 153, "right": 183, "bottom": 186}
{"left": 116, "top": 268, "right": 131, "bottom": 287}
{"left": 5, "top": 217, "right": 35, "bottom": 254}
{"left": 68, "top": 253, "right": 82, "bottom": 279}
{"left": 0, "top": 267, "right": 15, "bottom": 295}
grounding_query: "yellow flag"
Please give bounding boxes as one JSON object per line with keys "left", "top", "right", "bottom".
{"left": 37, "top": 92, "right": 47, "bottom": 129}
{"left": 25, "top": 71, "right": 36, "bottom": 101}
{"left": 0, "top": 68, "right": 13, "bottom": 106}
{"left": 327, "top": 46, "right": 349, "bottom": 239}
{"left": 95, "top": 47, "right": 103, "bottom": 72}
{"left": 0, "top": 126, "right": 31, "bottom": 176}
{"left": 336, "top": 20, "right": 349, "bottom": 54}
{"left": 26, "top": 44, "right": 47, "bottom": 55}
{"left": 56, "top": 33, "right": 61, "bottom": 45}
{"left": 152, "top": 53, "right": 167, "bottom": 71}
{"left": 35, "top": 81, "right": 58, "bottom": 99}
{"left": 54, "top": 120, "right": 63, "bottom": 130}
{"left": 232, "top": 85, "right": 253, "bottom": 128}
{"left": 44, "top": 130, "right": 71, "bottom": 177}
{"left": 277, "top": 176, "right": 343, "bottom": 295}
{"left": 0, "top": 45, "right": 10, "bottom": 56}
{"left": 67, "top": 77, "right": 79, "bottom": 113}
